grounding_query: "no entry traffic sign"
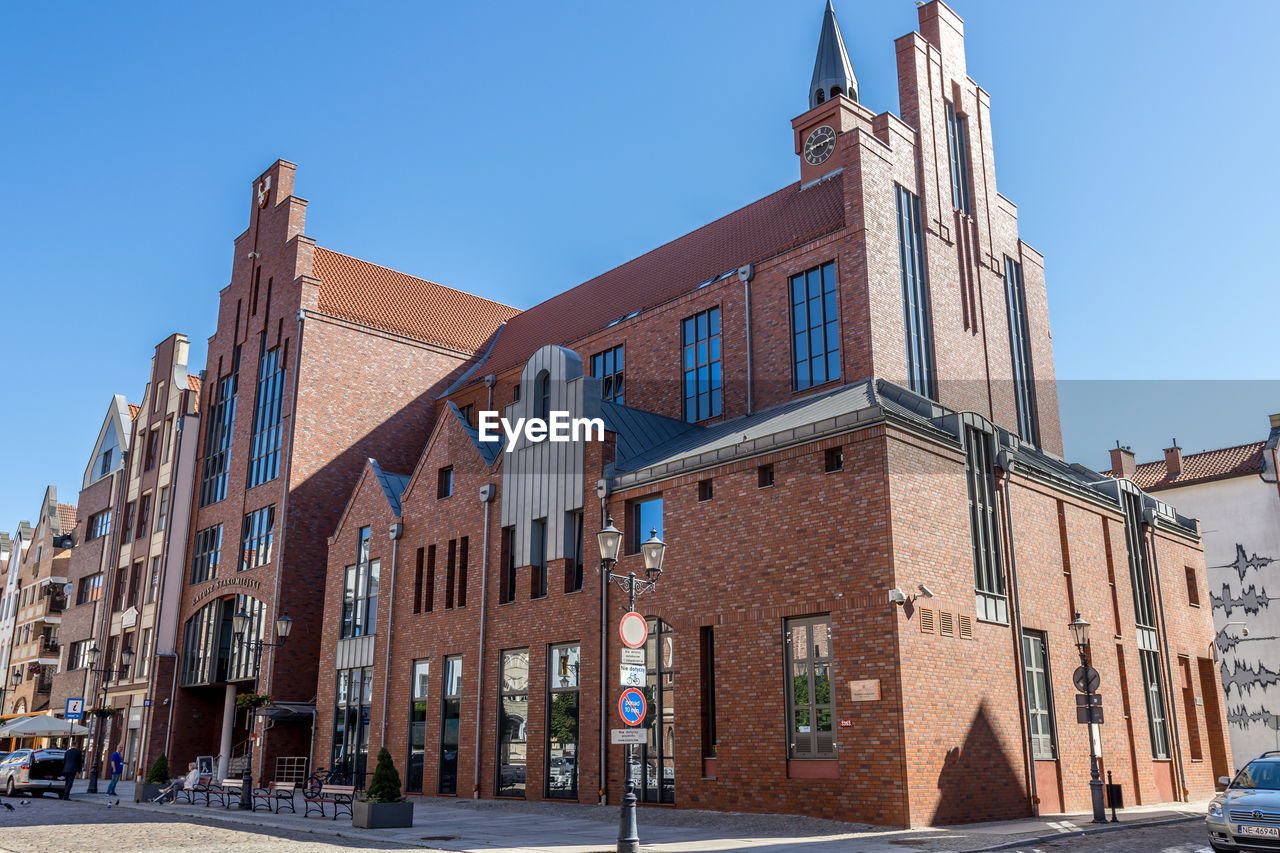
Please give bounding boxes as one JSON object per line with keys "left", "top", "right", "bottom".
{"left": 619, "top": 688, "right": 647, "bottom": 726}
{"left": 619, "top": 612, "right": 648, "bottom": 649}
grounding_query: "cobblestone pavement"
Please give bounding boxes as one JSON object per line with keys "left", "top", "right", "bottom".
{"left": 0, "top": 795, "right": 422, "bottom": 853}
{"left": 980, "top": 819, "right": 1210, "bottom": 852}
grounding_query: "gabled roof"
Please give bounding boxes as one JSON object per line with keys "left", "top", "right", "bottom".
{"left": 478, "top": 174, "right": 847, "bottom": 378}
{"left": 55, "top": 504, "right": 77, "bottom": 537}
{"left": 449, "top": 402, "right": 502, "bottom": 466}
{"left": 1117, "top": 442, "right": 1266, "bottom": 491}
{"left": 312, "top": 247, "right": 519, "bottom": 354}
{"left": 368, "top": 459, "right": 411, "bottom": 518}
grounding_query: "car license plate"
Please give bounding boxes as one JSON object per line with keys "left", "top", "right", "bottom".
{"left": 1240, "top": 825, "right": 1280, "bottom": 838}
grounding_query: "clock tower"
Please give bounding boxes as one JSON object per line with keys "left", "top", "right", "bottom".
{"left": 792, "top": 1, "right": 872, "bottom": 184}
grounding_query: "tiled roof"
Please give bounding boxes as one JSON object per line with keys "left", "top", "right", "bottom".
{"left": 55, "top": 503, "right": 77, "bottom": 536}
{"left": 187, "top": 375, "right": 202, "bottom": 392}
{"left": 1119, "top": 442, "right": 1266, "bottom": 491}
{"left": 127, "top": 404, "right": 141, "bottom": 419}
{"left": 313, "top": 247, "right": 519, "bottom": 354}
{"left": 479, "top": 174, "right": 847, "bottom": 377}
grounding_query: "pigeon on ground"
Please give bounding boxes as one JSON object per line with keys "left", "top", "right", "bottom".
{"left": 2, "top": 802, "right": 14, "bottom": 812}
{"left": 19, "top": 800, "right": 28, "bottom": 806}
{"left": 106, "top": 801, "right": 113, "bottom": 809}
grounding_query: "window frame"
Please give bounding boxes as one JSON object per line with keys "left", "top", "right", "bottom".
{"left": 681, "top": 306, "right": 722, "bottom": 422}
{"left": 784, "top": 615, "right": 836, "bottom": 760}
{"left": 546, "top": 643, "right": 581, "bottom": 799}
{"left": 590, "top": 345, "right": 625, "bottom": 404}
{"left": 1021, "top": 630, "right": 1058, "bottom": 760}
{"left": 496, "top": 648, "right": 530, "bottom": 797}
{"left": 895, "top": 185, "right": 936, "bottom": 400}
{"left": 789, "top": 261, "right": 841, "bottom": 391}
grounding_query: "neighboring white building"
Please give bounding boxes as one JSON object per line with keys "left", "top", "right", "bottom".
{"left": 0, "top": 521, "right": 32, "bottom": 712}
{"left": 1112, "top": 414, "right": 1280, "bottom": 764}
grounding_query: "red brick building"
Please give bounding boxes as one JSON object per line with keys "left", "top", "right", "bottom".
{"left": 309, "top": 1, "right": 1229, "bottom": 826}
{"left": 167, "top": 161, "right": 518, "bottom": 783}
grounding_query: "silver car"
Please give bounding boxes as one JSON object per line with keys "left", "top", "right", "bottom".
{"left": 0, "top": 748, "right": 68, "bottom": 797}
{"left": 1207, "top": 751, "right": 1280, "bottom": 851}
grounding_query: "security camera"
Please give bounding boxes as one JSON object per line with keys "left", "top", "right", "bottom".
{"left": 917, "top": 584, "right": 935, "bottom": 599}
{"left": 888, "top": 588, "right": 908, "bottom": 606}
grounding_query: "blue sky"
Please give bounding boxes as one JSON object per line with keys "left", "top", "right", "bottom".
{"left": 1, "top": 1, "right": 1277, "bottom": 530}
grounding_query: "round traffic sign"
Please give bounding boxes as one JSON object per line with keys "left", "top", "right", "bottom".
{"left": 619, "top": 612, "right": 648, "bottom": 649}
{"left": 1073, "top": 665, "right": 1100, "bottom": 694}
{"left": 618, "top": 688, "right": 647, "bottom": 726}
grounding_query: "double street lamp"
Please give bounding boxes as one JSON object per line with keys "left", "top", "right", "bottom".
{"left": 231, "top": 608, "right": 293, "bottom": 810}
{"left": 597, "top": 517, "right": 667, "bottom": 853}
{"left": 85, "top": 644, "right": 135, "bottom": 794}
{"left": 1067, "top": 612, "right": 1108, "bottom": 825}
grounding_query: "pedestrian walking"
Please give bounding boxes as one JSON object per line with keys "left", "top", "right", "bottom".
{"left": 106, "top": 749, "right": 124, "bottom": 795}
{"left": 61, "top": 745, "right": 84, "bottom": 800}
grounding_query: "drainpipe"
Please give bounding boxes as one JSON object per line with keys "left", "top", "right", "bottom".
{"left": 997, "top": 448, "right": 1038, "bottom": 814}
{"left": 380, "top": 520, "right": 403, "bottom": 746}
{"left": 739, "top": 265, "right": 755, "bottom": 415}
{"left": 473, "top": 485, "right": 495, "bottom": 797}
{"left": 1143, "top": 510, "right": 1187, "bottom": 802}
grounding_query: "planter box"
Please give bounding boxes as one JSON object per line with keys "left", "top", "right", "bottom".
{"left": 136, "top": 783, "right": 165, "bottom": 803}
{"left": 352, "top": 799, "right": 413, "bottom": 828}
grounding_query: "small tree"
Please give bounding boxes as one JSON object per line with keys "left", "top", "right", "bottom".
{"left": 364, "top": 747, "right": 403, "bottom": 803}
{"left": 146, "top": 753, "right": 171, "bottom": 785}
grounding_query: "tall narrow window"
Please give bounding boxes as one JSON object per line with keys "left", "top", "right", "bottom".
{"left": 966, "top": 427, "right": 1006, "bottom": 623}
{"left": 535, "top": 370, "right": 551, "bottom": 421}
{"left": 439, "top": 656, "right": 462, "bottom": 795}
{"left": 499, "top": 527, "right": 516, "bottom": 604}
{"left": 896, "top": 186, "right": 935, "bottom": 399}
{"left": 637, "top": 618, "right": 677, "bottom": 803}
{"left": 200, "top": 348, "right": 239, "bottom": 507}
{"left": 332, "top": 666, "right": 373, "bottom": 783}
{"left": 155, "top": 486, "right": 169, "bottom": 533}
{"left": 247, "top": 336, "right": 286, "bottom": 488}
{"left": 785, "top": 616, "right": 835, "bottom": 759}
{"left": 146, "top": 556, "right": 161, "bottom": 605}
{"left": 341, "top": 529, "right": 379, "bottom": 639}
{"left": 590, "top": 345, "right": 625, "bottom": 404}
{"left": 127, "top": 559, "right": 143, "bottom": 609}
{"left": 565, "top": 512, "right": 584, "bottom": 593}
{"left": 531, "top": 520, "right": 547, "bottom": 599}
{"left": 407, "top": 659, "right": 429, "bottom": 793}
{"left": 946, "top": 102, "right": 972, "bottom": 214}
{"left": 496, "top": 649, "right": 529, "bottom": 797}
{"left": 413, "top": 548, "right": 424, "bottom": 614}
{"left": 547, "top": 644, "right": 580, "bottom": 798}
{"left": 682, "top": 307, "right": 722, "bottom": 422}
{"left": 445, "top": 539, "right": 457, "bottom": 610}
{"left": 190, "top": 525, "right": 222, "bottom": 584}
{"left": 1122, "top": 492, "right": 1156, "bottom": 633}
{"left": 144, "top": 427, "right": 160, "bottom": 472}
{"left": 424, "top": 545, "right": 436, "bottom": 613}
{"left": 136, "top": 492, "right": 151, "bottom": 540}
{"left": 1004, "top": 256, "right": 1039, "bottom": 444}
{"left": 1140, "top": 648, "right": 1170, "bottom": 759}
{"left": 1021, "top": 631, "right": 1057, "bottom": 759}
{"left": 239, "top": 505, "right": 275, "bottom": 571}
{"left": 457, "top": 537, "right": 468, "bottom": 608}
{"left": 790, "top": 261, "right": 840, "bottom": 390}
{"left": 437, "top": 467, "right": 453, "bottom": 500}
{"left": 700, "top": 627, "right": 717, "bottom": 760}
{"left": 121, "top": 501, "right": 135, "bottom": 543}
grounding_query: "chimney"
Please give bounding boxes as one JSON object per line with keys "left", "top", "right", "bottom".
{"left": 1110, "top": 442, "right": 1136, "bottom": 479}
{"left": 1270, "top": 413, "right": 1280, "bottom": 429}
{"left": 1163, "top": 439, "right": 1183, "bottom": 477}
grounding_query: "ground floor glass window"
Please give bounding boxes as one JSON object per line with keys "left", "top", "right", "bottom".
{"left": 497, "top": 649, "right": 529, "bottom": 796}
{"left": 547, "top": 643, "right": 580, "bottom": 798}
{"left": 407, "top": 659, "right": 429, "bottom": 793}
{"left": 332, "top": 666, "right": 373, "bottom": 785}
{"left": 634, "top": 618, "right": 676, "bottom": 803}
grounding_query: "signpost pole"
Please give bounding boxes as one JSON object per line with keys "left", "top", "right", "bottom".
{"left": 617, "top": 572, "right": 640, "bottom": 853}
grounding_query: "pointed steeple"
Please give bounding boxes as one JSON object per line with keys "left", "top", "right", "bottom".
{"left": 809, "top": 1, "right": 858, "bottom": 109}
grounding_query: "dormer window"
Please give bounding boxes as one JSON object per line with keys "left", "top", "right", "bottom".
{"left": 535, "top": 370, "right": 551, "bottom": 421}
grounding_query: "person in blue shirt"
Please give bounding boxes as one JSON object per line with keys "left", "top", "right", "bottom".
{"left": 106, "top": 749, "right": 124, "bottom": 795}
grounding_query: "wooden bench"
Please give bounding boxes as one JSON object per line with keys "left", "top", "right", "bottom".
{"left": 209, "top": 778, "right": 244, "bottom": 808}
{"left": 303, "top": 784, "right": 355, "bottom": 820}
{"left": 176, "top": 774, "right": 213, "bottom": 805}
{"left": 253, "top": 781, "right": 296, "bottom": 813}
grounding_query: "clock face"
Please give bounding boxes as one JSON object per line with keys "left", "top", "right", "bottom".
{"left": 804, "top": 125, "right": 837, "bottom": 166}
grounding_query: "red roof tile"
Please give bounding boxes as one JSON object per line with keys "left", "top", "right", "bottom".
{"left": 480, "top": 174, "right": 847, "bottom": 377}
{"left": 313, "top": 248, "right": 519, "bottom": 354}
{"left": 1119, "top": 442, "right": 1266, "bottom": 491}
{"left": 127, "top": 404, "right": 141, "bottom": 419}
{"left": 55, "top": 503, "right": 78, "bottom": 535}
{"left": 187, "top": 375, "right": 202, "bottom": 392}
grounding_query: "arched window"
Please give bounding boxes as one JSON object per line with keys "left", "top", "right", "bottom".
{"left": 830, "top": 85, "right": 842, "bottom": 98}
{"left": 633, "top": 617, "right": 676, "bottom": 804}
{"left": 815, "top": 88, "right": 825, "bottom": 104}
{"left": 13, "top": 698, "right": 26, "bottom": 715}
{"left": 535, "top": 370, "right": 551, "bottom": 421}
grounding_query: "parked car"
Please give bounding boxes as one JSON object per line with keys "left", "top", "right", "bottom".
{"left": 1207, "top": 751, "right": 1280, "bottom": 851}
{"left": 0, "top": 748, "right": 68, "bottom": 797}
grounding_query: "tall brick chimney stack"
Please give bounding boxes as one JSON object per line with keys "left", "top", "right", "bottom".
{"left": 1110, "top": 443, "right": 1136, "bottom": 479}
{"left": 1163, "top": 440, "right": 1183, "bottom": 477}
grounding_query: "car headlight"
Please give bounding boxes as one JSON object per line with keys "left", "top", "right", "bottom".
{"left": 1209, "top": 803, "right": 1224, "bottom": 818}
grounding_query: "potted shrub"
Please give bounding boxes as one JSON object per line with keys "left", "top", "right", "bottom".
{"left": 352, "top": 748, "right": 413, "bottom": 828}
{"left": 136, "top": 753, "right": 170, "bottom": 803}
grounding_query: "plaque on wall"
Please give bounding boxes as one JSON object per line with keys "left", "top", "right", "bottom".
{"left": 847, "top": 679, "right": 881, "bottom": 702}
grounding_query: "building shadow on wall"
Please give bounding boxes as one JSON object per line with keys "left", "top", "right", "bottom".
{"left": 932, "top": 700, "right": 1025, "bottom": 825}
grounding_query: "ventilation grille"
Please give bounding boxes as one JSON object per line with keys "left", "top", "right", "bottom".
{"left": 959, "top": 614, "right": 973, "bottom": 640}
{"left": 919, "top": 608, "right": 935, "bottom": 634}
{"left": 939, "top": 611, "right": 955, "bottom": 637}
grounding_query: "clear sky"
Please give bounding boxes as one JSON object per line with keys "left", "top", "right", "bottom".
{"left": 1, "top": 1, "right": 1277, "bottom": 531}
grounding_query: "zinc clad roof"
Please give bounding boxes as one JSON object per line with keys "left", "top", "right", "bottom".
{"left": 1124, "top": 442, "right": 1266, "bottom": 491}
{"left": 481, "top": 174, "right": 847, "bottom": 376}
{"left": 312, "top": 247, "right": 519, "bottom": 354}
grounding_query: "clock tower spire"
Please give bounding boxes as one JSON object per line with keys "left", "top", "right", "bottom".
{"left": 809, "top": 1, "right": 858, "bottom": 108}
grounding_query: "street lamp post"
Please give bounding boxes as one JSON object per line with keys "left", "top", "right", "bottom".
{"left": 1068, "top": 612, "right": 1108, "bottom": 824}
{"left": 597, "top": 517, "right": 667, "bottom": 853}
{"left": 231, "top": 609, "right": 293, "bottom": 810}
{"left": 85, "top": 644, "right": 135, "bottom": 795}
{"left": 0, "top": 669, "right": 20, "bottom": 718}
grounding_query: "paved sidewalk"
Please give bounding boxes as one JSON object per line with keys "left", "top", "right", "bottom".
{"left": 67, "top": 781, "right": 1207, "bottom": 853}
